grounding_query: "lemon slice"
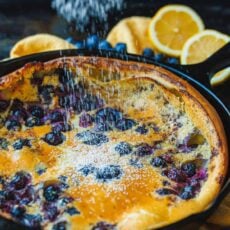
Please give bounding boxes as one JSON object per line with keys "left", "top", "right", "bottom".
{"left": 210, "top": 67, "right": 230, "bottom": 86}
{"left": 10, "top": 34, "right": 75, "bottom": 58}
{"left": 107, "top": 17, "right": 154, "bottom": 54}
{"left": 181, "top": 30, "right": 230, "bottom": 86}
{"left": 149, "top": 4, "right": 204, "bottom": 57}
{"left": 181, "top": 30, "right": 230, "bottom": 64}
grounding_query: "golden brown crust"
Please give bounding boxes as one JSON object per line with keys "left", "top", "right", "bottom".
{"left": 0, "top": 56, "right": 227, "bottom": 229}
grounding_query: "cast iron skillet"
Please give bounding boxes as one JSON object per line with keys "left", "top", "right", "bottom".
{"left": 0, "top": 44, "right": 229, "bottom": 230}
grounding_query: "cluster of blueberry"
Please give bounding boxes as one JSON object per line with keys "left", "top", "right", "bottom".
{"left": 79, "top": 164, "right": 123, "bottom": 183}
{"left": 94, "top": 107, "right": 136, "bottom": 132}
{"left": 115, "top": 141, "right": 154, "bottom": 158}
{"left": 76, "top": 108, "right": 137, "bottom": 146}
{"left": 42, "top": 181, "right": 79, "bottom": 224}
{"left": 0, "top": 171, "right": 41, "bottom": 227}
{"left": 0, "top": 171, "right": 79, "bottom": 229}
{"left": 156, "top": 161, "right": 207, "bottom": 200}
{"left": 77, "top": 130, "right": 109, "bottom": 146}
{"left": 0, "top": 99, "right": 45, "bottom": 131}
{"left": 92, "top": 221, "right": 116, "bottom": 230}
{"left": 114, "top": 138, "right": 206, "bottom": 200}
{"left": 66, "top": 35, "right": 127, "bottom": 53}
{"left": 66, "top": 34, "right": 179, "bottom": 64}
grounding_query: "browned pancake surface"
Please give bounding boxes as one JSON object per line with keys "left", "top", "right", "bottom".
{"left": 0, "top": 57, "right": 227, "bottom": 230}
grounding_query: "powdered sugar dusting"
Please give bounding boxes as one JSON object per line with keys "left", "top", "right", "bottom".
{"left": 52, "top": 0, "right": 124, "bottom": 32}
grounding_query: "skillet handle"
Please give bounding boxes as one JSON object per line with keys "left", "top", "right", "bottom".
{"left": 174, "top": 42, "right": 230, "bottom": 88}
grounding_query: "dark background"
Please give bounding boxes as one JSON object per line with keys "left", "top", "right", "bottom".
{"left": 0, "top": 0, "right": 229, "bottom": 229}
{"left": 0, "top": 0, "right": 230, "bottom": 59}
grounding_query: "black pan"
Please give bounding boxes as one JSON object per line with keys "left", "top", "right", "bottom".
{"left": 0, "top": 44, "right": 229, "bottom": 230}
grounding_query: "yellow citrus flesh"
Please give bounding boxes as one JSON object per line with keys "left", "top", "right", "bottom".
{"left": 181, "top": 30, "right": 230, "bottom": 86}
{"left": 181, "top": 30, "right": 230, "bottom": 64}
{"left": 149, "top": 4, "right": 204, "bottom": 57}
{"left": 10, "top": 33, "right": 75, "bottom": 58}
{"left": 107, "top": 17, "right": 154, "bottom": 54}
{"left": 210, "top": 67, "right": 230, "bottom": 86}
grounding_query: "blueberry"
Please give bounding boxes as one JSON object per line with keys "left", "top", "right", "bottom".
{"left": 181, "top": 162, "right": 196, "bottom": 177}
{"left": 96, "top": 165, "right": 122, "bottom": 182}
{"left": 86, "top": 34, "right": 99, "bottom": 49}
{"left": 9, "top": 171, "right": 31, "bottom": 190}
{"left": 92, "top": 221, "right": 116, "bottom": 230}
{"left": 142, "top": 48, "right": 154, "bottom": 57}
{"left": 76, "top": 131, "right": 108, "bottom": 146}
{"left": 114, "top": 43, "right": 127, "bottom": 53}
{"left": 79, "top": 165, "right": 95, "bottom": 176}
{"left": 94, "top": 122, "right": 112, "bottom": 132}
{"left": 1, "top": 190, "right": 15, "bottom": 203}
{"left": 180, "top": 186, "right": 195, "bottom": 200}
{"left": 43, "top": 132, "right": 66, "bottom": 146}
{"left": 72, "top": 100, "right": 83, "bottom": 114}
{"left": 0, "top": 100, "right": 10, "bottom": 112}
{"left": 74, "top": 82, "right": 85, "bottom": 95}
{"left": 163, "top": 168, "right": 187, "bottom": 183}
{"left": 5, "top": 119, "right": 21, "bottom": 131}
{"left": 28, "top": 105, "right": 44, "bottom": 118}
{"left": 129, "top": 158, "right": 143, "bottom": 168}
{"left": 31, "top": 73, "right": 43, "bottom": 85}
{"left": 22, "top": 214, "right": 42, "bottom": 228}
{"left": 66, "top": 207, "right": 80, "bottom": 215}
{"left": 81, "top": 94, "right": 104, "bottom": 111}
{"left": 13, "top": 139, "right": 31, "bottom": 150}
{"left": 11, "top": 99, "right": 23, "bottom": 108}
{"left": 43, "top": 184, "right": 61, "bottom": 202}
{"left": 59, "top": 95, "right": 76, "bottom": 108}
{"left": 10, "top": 205, "right": 25, "bottom": 218}
{"left": 75, "top": 40, "right": 85, "bottom": 49}
{"left": 58, "top": 175, "right": 68, "bottom": 183}
{"left": 134, "top": 143, "right": 153, "bottom": 157}
{"left": 57, "top": 82, "right": 75, "bottom": 94}
{"left": 115, "top": 119, "right": 136, "bottom": 131}
{"left": 0, "top": 138, "right": 9, "bottom": 150}
{"left": 79, "top": 113, "right": 94, "bottom": 128}
{"left": 95, "top": 107, "right": 122, "bottom": 127}
{"left": 52, "top": 221, "right": 67, "bottom": 230}
{"left": 25, "top": 116, "right": 43, "bottom": 127}
{"left": 154, "top": 53, "right": 165, "bottom": 62}
{"left": 53, "top": 221, "right": 67, "bottom": 230}
{"left": 98, "top": 40, "right": 112, "bottom": 50}
{"left": 66, "top": 37, "right": 74, "bottom": 44}
{"left": 115, "top": 142, "right": 132, "bottom": 156}
{"left": 156, "top": 188, "right": 177, "bottom": 196}
{"left": 167, "top": 57, "right": 179, "bottom": 64}
{"left": 135, "top": 125, "right": 148, "bottom": 134}
{"left": 43, "top": 203, "right": 59, "bottom": 221}
{"left": 151, "top": 157, "right": 167, "bottom": 168}
{"left": 56, "top": 68, "right": 74, "bottom": 84}
{"left": 11, "top": 107, "right": 28, "bottom": 120}
{"left": 19, "top": 186, "right": 34, "bottom": 205}
{"left": 52, "top": 122, "right": 72, "bottom": 133}
{"left": 38, "top": 85, "right": 54, "bottom": 102}
{"left": 161, "top": 154, "right": 173, "bottom": 164}
{"left": 49, "top": 111, "right": 65, "bottom": 123}
{"left": 35, "top": 164, "right": 47, "bottom": 175}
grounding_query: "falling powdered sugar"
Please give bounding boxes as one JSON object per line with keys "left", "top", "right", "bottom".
{"left": 51, "top": 0, "right": 124, "bottom": 32}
